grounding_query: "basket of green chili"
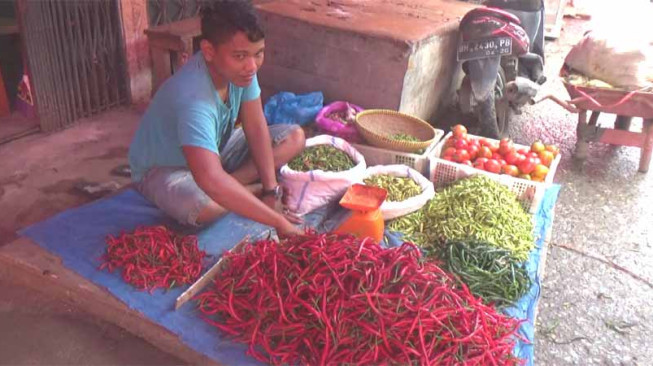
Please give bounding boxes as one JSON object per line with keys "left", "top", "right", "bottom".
{"left": 355, "top": 109, "right": 439, "bottom": 153}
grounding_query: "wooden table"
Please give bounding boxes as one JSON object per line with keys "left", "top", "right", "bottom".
{"left": 144, "top": 17, "right": 201, "bottom": 92}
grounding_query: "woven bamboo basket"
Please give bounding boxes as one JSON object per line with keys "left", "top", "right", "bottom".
{"left": 354, "top": 109, "right": 436, "bottom": 153}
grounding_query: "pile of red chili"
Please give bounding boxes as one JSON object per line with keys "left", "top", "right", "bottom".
{"left": 101, "top": 225, "right": 205, "bottom": 291}
{"left": 196, "top": 232, "right": 523, "bottom": 365}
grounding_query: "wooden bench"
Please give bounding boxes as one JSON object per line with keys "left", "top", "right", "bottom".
{"left": 144, "top": 17, "right": 201, "bottom": 93}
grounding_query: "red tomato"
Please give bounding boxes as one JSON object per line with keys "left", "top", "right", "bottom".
{"left": 500, "top": 159, "right": 507, "bottom": 167}
{"left": 489, "top": 143, "right": 500, "bottom": 153}
{"left": 454, "top": 149, "right": 471, "bottom": 163}
{"left": 498, "top": 138, "right": 514, "bottom": 155}
{"left": 473, "top": 157, "right": 488, "bottom": 170}
{"left": 501, "top": 164, "right": 519, "bottom": 177}
{"left": 442, "top": 147, "right": 456, "bottom": 158}
{"left": 467, "top": 144, "right": 480, "bottom": 160}
{"left": 454, "top": 138, "right": 469, "bottom": 150}
{"left": 528, "top": 152, "right": 540, "bottom": 160}
{"left": 443, "top": 156, "right": 454, "bottom": 162}
{"left": 518, "top": 148, "right": 530, "bottom": 155}
{"left": 444, "top": 137, "right": 456, "bottom": 149}
{"left": 477, "top": 146, "right": 493, "bottom": 159}
{"left": 538, "top": 150, "right": 555, "bottom": 167}
{"left": 545, "top": 144, "right": 560, "bottom": 157}
{"left": 484, "top": 159, "right": 501, "bottom": 174}
{"left": 492, "top": 152, "right": 503, "bottom": 161}
{"left": 461, "top": 160, "right": 473, "bottom": 167}
{"left": 478, "top": 138, "right": 492, "bottom": 147}
{"left": 504, "top": 151, "right": 520, "bottom": 165}
{"left": 518, "top": 157, "right": 537, "bottom": 174}
{"left": 452, "top": 124, "right": 468, "bottom": 139}
{"left": 531, "top": 140, "right": 546, "bottom": 153}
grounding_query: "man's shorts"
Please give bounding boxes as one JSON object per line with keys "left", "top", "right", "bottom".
{"left": 136, "top": 124, "right": 300, "bottom": 226}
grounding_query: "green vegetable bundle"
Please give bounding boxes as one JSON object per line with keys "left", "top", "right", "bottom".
{"left": 390, "top": 133, "right": 419, "bottom": 142}
{"left": 438, "top": 239, "right": 531, "bottom": 308}
{"left": 363, "top": 174, "right": 421, "bottom": 202}
{"left": 288, "top": 145, "right": 356, "bottom": 172}
{"left": 389, "top": 175, "right": 534, "bottom": 261}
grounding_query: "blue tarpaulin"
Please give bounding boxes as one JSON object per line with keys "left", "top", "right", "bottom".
{"left": 20, "top": 185, "right": 560, "bottom": 365}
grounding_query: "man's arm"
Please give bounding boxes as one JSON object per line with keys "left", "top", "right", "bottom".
{"left": 182, "top": 145, "right": 295, "bottom": 232}
{"left": 238, "top": 97, "right": 277, "bottom": 191}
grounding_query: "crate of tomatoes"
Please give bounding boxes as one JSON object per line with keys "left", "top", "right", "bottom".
{"left": 429, "top": 125, "right": 561, "bottom": 213}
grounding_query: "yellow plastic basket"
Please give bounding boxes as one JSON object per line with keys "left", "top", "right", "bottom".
{"left": 354, "top": 109, "right": 436, "bottom": 153}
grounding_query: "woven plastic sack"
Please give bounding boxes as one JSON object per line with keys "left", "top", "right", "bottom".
{"left": 565, "top": 30, "right": 653, "bottom": 89}
{"left": 280, "top": 135, "right": 366, "bottom": 215}
{"left": 264, "top": 91, "right": 324, "bottom": 126}
{"left": 360, "top": 165, "right": 435, "bottom": 221}
{"left": 315, "top": 101, "right": 364, "bottom": 143}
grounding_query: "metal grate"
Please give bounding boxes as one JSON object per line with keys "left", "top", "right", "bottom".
{"left": 22, "top": 0, "right": 128, "bottom": 132}
{"left": 147, "top": 0, "right": 201, "bottom": 26}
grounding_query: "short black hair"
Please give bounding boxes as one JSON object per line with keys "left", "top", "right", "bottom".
{"left": 200, "top": 0, "right": 265, "bottom": 45}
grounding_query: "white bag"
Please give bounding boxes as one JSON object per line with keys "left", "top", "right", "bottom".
{"left": 565, "top": 30, "right": 653, "bottom": 89}
{"left": 280, "top": 135, "right": 366, "bottom": 215}
{"left": 361, "top": 165, "right": 435, "bottom": 221}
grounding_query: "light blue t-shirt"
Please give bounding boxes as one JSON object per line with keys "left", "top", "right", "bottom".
{"left": 128, "top": 52, "right": 261, "bottom": 182}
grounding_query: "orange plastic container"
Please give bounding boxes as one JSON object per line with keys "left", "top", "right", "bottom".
{"left": 335, "top": 184, "right": 386, "bottom": 243}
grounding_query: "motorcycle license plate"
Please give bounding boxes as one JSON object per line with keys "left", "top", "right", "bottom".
{"left": 457, "top": 37, "right": 512, "bottom": 61}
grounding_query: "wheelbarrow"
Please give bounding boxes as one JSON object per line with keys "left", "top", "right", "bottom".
{"left": 536, "top": 65, "right": 653, "bottom": 173}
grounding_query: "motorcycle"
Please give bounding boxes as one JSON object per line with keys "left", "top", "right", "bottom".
{"left": 457, "top": 0, "right": 546, "bottom": 138}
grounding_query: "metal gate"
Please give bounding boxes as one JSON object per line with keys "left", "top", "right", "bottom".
{"left": 21, "top": 0, "right": 128, "bottom": 132}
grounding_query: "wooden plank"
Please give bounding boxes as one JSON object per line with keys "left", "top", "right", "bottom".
{"left": 639, "top": 120, "right": 653, "bottom": 173}
{"left": 598, "top": 128, "right": 645, "bottom": 148}
{"left": 0, "top": 237, "right": 219, "bottom": 366}
{"left": 175, "top": 235, "right": 251, "bottom": 310}
{"left": 144, "top": 17, "right": 200, "bottom": 39}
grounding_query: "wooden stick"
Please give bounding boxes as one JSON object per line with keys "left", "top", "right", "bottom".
{"left": 174, "top": 235, "right": 251, "bottom": 310}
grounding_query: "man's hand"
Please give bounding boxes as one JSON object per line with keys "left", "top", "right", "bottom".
{"left": 262, "top": 194, "right": 303, "bottom": 224}
{"left": 275, "top": 218, "right": 304, "bottom": 238}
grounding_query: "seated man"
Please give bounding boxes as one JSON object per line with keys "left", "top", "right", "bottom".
{"left": 128, "top": 0, "right": 305, "bottom": 236}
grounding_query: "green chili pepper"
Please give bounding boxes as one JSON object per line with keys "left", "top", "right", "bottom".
{"left": 388, "top": 175, "right": 534, "bottom": 261}
{"left": 288, "top": 145, "right": 356, "bottom": 172}
{"left": 363, "top": 174, "right": 421, "bottom": 202}
{"left": 438, "top": 239, "right": 531, "bottom": 308}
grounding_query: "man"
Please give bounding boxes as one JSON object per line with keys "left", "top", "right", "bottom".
{"left": 128, "top": 0, "right": 305, "bottom": 236}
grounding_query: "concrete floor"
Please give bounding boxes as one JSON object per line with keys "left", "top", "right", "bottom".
{"left": 506, "top": 18, "right": 653, "bottom": 366}
{"left": 1, "top": 15, "right": 652, "bottom": 366}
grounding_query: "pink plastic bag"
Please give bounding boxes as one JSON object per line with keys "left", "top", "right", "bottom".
{"left": 315, "top": 101, "right": 364, "bottom": 143}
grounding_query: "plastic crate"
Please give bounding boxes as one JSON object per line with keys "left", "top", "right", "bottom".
{"left": 429, "top": 132, "right": 561, "bottom": 214}
{"left": 352, "top": 129, "right": 445, "bottom": 176}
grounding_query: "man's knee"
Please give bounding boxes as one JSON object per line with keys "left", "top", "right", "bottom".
{"left": 287, "top": 126, "right": 306, "bottom": 149}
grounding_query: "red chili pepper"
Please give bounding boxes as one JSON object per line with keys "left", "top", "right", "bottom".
{"left": 100, "top": 226, "right": 205, "bottom": 291}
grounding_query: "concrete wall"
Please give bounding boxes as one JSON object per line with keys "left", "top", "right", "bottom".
{"left": 400, "top": 30, "right": 461, "bottom": 123}
{"left": 117, "top": 0, "right": 464, "bottom": 122}
{"left": 258, "top": 12, "right": 410, "bottom": 111}
{"left": 119, "top": 0, "right": 151, "bottom": 104}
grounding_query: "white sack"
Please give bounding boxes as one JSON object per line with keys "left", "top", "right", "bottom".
{"left": 361, "top": 164, "right": 435, "bottom": 221}
{"left": 280, "top": 135, "right": 366, "bottom": 215}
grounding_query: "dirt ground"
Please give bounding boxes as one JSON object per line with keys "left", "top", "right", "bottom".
{"left": 1, "top": 10, "right": 653, "bottom": 366}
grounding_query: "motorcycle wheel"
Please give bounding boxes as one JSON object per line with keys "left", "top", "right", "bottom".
{"left": 475, "top": 67, "right": 509, "bottom": 139}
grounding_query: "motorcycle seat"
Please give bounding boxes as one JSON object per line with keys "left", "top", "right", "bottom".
{"left": 461, "top": 7, "right": 522, "bottom": 29}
